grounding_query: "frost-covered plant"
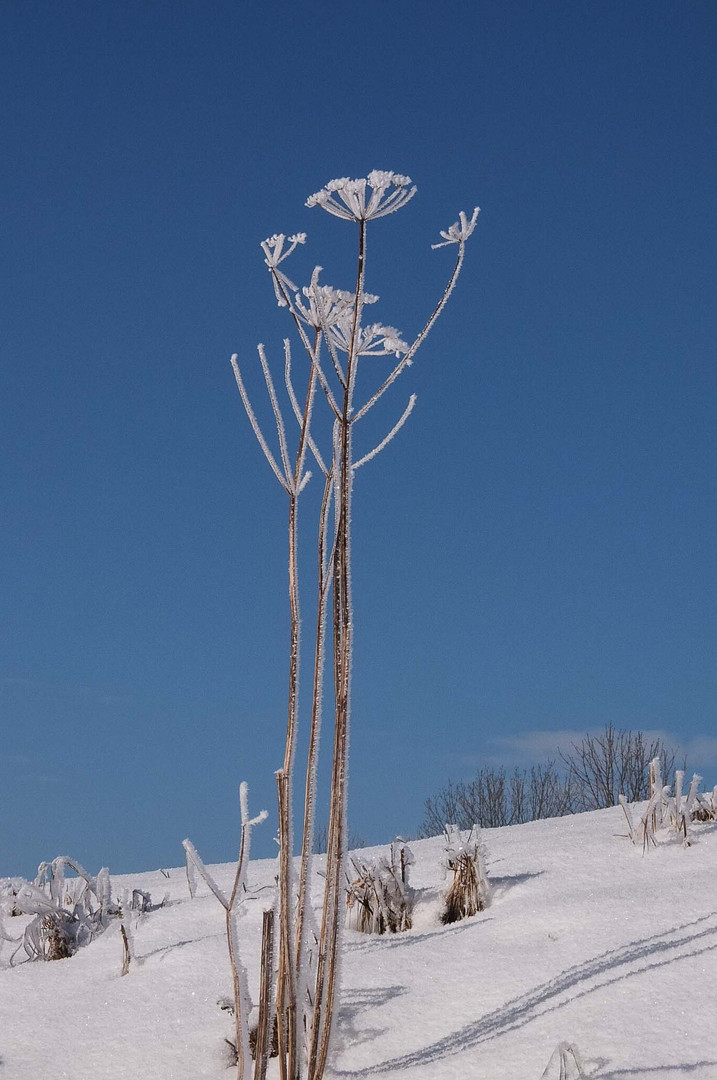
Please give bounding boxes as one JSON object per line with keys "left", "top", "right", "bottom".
{"left": 441, "top": 825, "right": 491, "bottom": 924}
{"left": 692, "top": 784, "right": 717, "bottom": 822}
{"left": 619, "top": 758, "right": 705, "bottom": 851}
{"left": 0, "top": 856, "right": 140, "bottom": 973}
{"left": 540, "top": 1042, "right": 586, "bottom": 1079}
{"left": 183, "top": 782, "right": 269, "bottom": 1080}
{"left": 345, "top": 841, "right": 414, "bottom": 935}
{"left": 231, "top": 170, "right": 478, "bottom": 1080}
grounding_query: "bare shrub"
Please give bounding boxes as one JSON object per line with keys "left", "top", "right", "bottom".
{"left": 345, "top": 841, "right": 414, "bottom": 935}
{"left": 441, "top": 826, "right": 490, "bottom": 924}
{"left": 561, "top": 724, "right": 678, "bottom": 810}
{"left": 420, "top": 762, "right": 574, "bottom": 837}
{"left": 313, "top": 822, "right": 366, "bottom": 855}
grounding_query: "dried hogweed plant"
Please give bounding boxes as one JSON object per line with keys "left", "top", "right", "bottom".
{"left": 229, "top": 171, "right": 478, "bottom": 1080}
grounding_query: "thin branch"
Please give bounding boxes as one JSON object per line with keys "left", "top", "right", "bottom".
{"left": 231, "top": 355, "right": 290, "bottom": 493}
{"left": 309, "top": 270, "right": 347, "bottom": 390}
{"left": 257, "top": 344, "right": 293, "bottom": 490}
{"left": 270, "top": 266, "right": 342, "bottom": 419}
{"left": 287, "top": 338, "right": 318, "bottom": 492}
{"left": 285, "top": 334, "right": 329, "bottom": 477}
{"left": 353, "top": 394, "right": 417, "bottom": 470}
{"left": 352, "top": 240, "right": 465, "bottom": 423}
{"left": 181, "top": 839, "right": 229, "bottom": 909}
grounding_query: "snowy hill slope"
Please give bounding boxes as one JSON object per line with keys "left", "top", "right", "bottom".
{"left": 2, "top": 807, "right": 717, "bottom": 1079}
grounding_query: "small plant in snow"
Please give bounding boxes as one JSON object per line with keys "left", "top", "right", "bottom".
{"left": 691, "top": 784, "right": 717, "bottom": 822}
{"left": 540, "top": 1042, "right": 586, "bottom": 1079}
{"left": 345, "top": 840, "right": 414, "bottom": 935}
{"left": 619, "top": 758, "right": 706, "bottom": 851}
{"left": 0, "top": 856, "right": 142, "bottom": 973}
{"left": 441, "top": 825, "right": 491, "bottom": 924}
{"left": 183, "top": 782, "right": 272, "bottom": 1080}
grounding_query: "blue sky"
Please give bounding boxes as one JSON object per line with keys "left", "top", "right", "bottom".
{"left": 2, "top": 0, "right": 716, "bottom": 876}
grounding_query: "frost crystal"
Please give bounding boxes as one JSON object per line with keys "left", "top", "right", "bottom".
{"left": 432, "top": 207, "right": 481, "bottom": 248}
{"left": 306, "top": 171, "right": 417, "bottom": 221}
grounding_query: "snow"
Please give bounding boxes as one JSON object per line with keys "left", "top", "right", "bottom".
{"left": 2, "top": 807, "right": 717, "bottom": 1079}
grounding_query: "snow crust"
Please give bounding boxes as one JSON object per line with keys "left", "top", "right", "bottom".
{"left": 2, "top": 807, "right": 717, "bottom": 1079}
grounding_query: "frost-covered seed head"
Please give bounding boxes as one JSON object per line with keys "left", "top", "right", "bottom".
{"left": 328, "top": 317, "right": 409, "bottom": 358}
{"left": 432, "top": 207, "right": 481, "bottom": 249}
{"left": 294, "top": 284, "right": 379, "bottom": 329}
{"left": 260, "top": 232, "right": 307, "bottom": 268}
{"left": 306, "top": 171, "right": 417, "bottom": 222}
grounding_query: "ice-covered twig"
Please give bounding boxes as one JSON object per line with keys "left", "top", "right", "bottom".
{"left": 231, "top": 354, "right": 290, "bottom": 492}
{"left": 181, "top": 839, "right": 229, "bottom": 907}
{"left": 257, "top": 344, "right": 293, "bottom": 490}
{"left": 268, "top": 264, "right": 342, "bottom": 419}
{"left": 184, "top": 784, "right": 267, "bottom": 1080}
{"left": 352, "top": 232, "right": 470, "bottom": 423}
{"left": 618, "top": 794, "right": 635, "bottom": 842}
{"left": 353, "top": 394, "right": 417, "bottom": 470}
{"left": 285, "top": 336, "right": 329, "bottom": 477}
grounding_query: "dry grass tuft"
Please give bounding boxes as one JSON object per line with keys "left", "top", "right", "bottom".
{"left": 345, "top": 841, "right": 414, "bottom": 935}
{"left": 441, "top": 826, "right": 490, "bottom": 925}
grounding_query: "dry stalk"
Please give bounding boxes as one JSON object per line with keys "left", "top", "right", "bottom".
{"left": 120, "top": 922, "right": 131, "bottom": 976}
{"left": 252, "top": 908, "right": 276, "bottom": 1080}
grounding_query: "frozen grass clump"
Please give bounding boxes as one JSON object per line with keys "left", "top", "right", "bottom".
{"left": 0, "top": 855, "right": 154, "bottom": 972}
{"left": 345, "top": 841, "right": 414, "bottom": 935}
{"left": 619, "top": 758, "right": 710, "bottom": 851}
{"left": 691, "top": 785, "right": 717, "bottom": 822}
{"left": 441, "top": 826, "right": 490, "bottom": 925}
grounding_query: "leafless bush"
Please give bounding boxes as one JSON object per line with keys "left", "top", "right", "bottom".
{"left": 420, "top": 762, "right": 574, "bottom": 837}
{"left": 561, "top": 724, "right": 678, "bottom": 810}
{"left": 313, "top": 822, "right": 366, "bottom": 855}
{"left": 345, "top": 841, "right": 414, "bottom": 935}
{"left": 441, "top": 826, "right": 490, "bottom": 924}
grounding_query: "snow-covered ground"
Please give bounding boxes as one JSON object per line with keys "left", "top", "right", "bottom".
{"left": 2, "top": 807, "right": 717, "bottom": 1079}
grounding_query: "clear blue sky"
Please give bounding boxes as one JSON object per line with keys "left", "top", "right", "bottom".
{"left": 2, "top": 1, "right": 716, "bottom": 877}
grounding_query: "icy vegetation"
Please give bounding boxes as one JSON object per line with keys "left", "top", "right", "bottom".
{"left": 2, "top": 805, "right": 717, "bottom": 1079}
{"left": 229, "top": 171, "right": 478, "bottom": 1079}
